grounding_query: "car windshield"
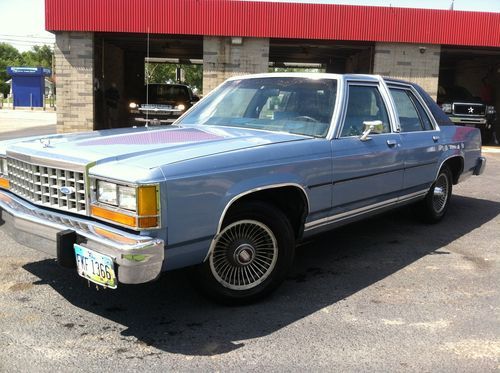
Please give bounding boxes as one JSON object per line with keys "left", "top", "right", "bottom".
{"left": 178, "top": 77, "right": 337, "bottom": 137}
{"left": 148, "top": 85, "right": 190, "bottom": 103}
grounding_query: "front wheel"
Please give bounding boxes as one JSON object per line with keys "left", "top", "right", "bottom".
{"left": 419, "top": 165, "right": 453, "bottom": 223}
{"left": 193, "top": 201, "right": 295, "bottom": 304}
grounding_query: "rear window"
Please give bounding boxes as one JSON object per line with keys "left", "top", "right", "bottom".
{"left": 411, "top": 84, "right": 454, "bottom": 127}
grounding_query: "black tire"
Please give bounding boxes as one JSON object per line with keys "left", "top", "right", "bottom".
{"left": 419, "top": 165, "right": 453, "bottom": 223}
{"left": 192, "top": 201, "right": 295, "bottom": 305}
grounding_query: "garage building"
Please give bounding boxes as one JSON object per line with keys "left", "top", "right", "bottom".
{"left": 44, "top": 0, "right": 500, "bottom": 133}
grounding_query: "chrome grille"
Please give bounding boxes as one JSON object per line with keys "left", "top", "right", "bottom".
{"left": 7, "top": 157, "right": 86, "bottom": 214}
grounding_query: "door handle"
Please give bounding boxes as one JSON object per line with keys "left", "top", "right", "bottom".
{"left": 432, "top": 136, "right": 440, "bottom": 142}
{"left": 386, "top": 139, "right": 398, "bottom": 147}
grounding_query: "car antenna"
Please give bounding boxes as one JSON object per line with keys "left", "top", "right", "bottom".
{"left": 145, "top": 28, "right": 150, "bottom": 127}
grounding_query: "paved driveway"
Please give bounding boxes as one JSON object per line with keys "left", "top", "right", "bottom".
{"left": 0, "top": 151, "right": 499, "bottom": 372}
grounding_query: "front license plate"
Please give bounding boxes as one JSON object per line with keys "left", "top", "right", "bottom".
{"left": 74, "top": 244, "right": 117, "bottom": 289}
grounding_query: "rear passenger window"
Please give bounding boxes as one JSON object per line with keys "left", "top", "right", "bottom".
{"left": 341, "top": 85, "right": 391, "bottom": 137}
{"left": 390, "top": 88, "right": 434, "bottom": 132}
{"left": 390, "top": 89, "right": 424, "bottom": 132}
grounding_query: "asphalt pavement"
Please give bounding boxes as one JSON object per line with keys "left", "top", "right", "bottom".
{"left": 0, "top": 116, "right": 499, "bottom": 372}
{"left": 0, "top": 109, "right": 57, "bottom": 139}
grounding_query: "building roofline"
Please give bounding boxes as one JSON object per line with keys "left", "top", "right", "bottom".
{"left": 45, "top": 0, "right": 500, "bottom": 48}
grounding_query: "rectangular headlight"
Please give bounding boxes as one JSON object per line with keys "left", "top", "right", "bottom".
{"left": 441, "top": 103, "right": 452, "bottom": 114}
{"left": 97, "top": 181, "right": 118, "bottom": 206}
{"left": 0, "top": 158, "right": 7, "bottom": 176}
{"left": 118, "top": 185, "right": 136, "bottom": 210}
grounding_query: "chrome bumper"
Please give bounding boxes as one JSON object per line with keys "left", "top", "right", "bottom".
{"left": 474, "top": 156, "right": 487, "bottom": 176}
{"left": 0, "top": 190, "right": 164, "bottom": 284}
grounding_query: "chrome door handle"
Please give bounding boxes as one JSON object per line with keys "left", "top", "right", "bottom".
{"left": 432, "top": 136, "right": 440, "bottom": 142}
{"left": 386, "top": 139, "right": 398, "bottom": 147}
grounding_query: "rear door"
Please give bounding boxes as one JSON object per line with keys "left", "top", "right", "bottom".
{"left": 387, "top": 84, "right": 441, "bottom": 194}
{"left": 330, "top": 81, "right": 404, "bottom": 216}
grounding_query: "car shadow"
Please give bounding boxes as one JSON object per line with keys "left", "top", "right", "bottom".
{"left": 23, "top": 195, "right": 500, "bottom": 356}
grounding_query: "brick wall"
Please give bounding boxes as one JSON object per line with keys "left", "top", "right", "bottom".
{"left": 55, "top": 32, "right": 94, "bottom": 133}
{"left": 373, "top": 42, "right": 441, "bottom": 100}
{"left": 203, "top": 37, "right": 269, "bottom": 95}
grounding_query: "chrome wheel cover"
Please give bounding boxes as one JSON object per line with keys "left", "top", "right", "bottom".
{"left": 209, "top": 219, "right": 278, "bottom": 291}
{"left": 432, "top": 173, "right": 449, "bottom": 214}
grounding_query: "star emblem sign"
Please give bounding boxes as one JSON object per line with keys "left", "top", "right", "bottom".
{"left": 468, "top": 107, "right": 474, "bottom": 114}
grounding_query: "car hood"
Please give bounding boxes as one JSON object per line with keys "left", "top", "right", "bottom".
{"left": 4, "top": 125, "right": 308, "bottom": 170}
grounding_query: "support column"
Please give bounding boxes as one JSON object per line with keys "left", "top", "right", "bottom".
{"left": 373, "top": 42, "right": 441, "bottom": 100}
{"left": 203, "top": 37, "right": 270, "bottom": 95}
{"left": 54, "top": 32, "right": 94, "bottom": 133}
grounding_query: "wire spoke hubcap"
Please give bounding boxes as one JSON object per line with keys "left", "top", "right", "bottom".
{"left": 432, "top": 174, "right": 449, "bottom": 213}
{"left": 210, "top": 220, "right": 278, "bottom": 290}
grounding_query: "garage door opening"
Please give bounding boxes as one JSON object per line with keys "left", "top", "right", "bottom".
{"left": 93, "top": 33, "right": 203, "bottom": 130}
{"left": 439, "top": 46, "right": 500, "bottom": 144}
{"left": 269, "top": 39, "right": 374, "bottom": 74}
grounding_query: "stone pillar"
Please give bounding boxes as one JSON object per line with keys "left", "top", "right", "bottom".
{"left": 54, "top": 32, "right": 94, "bottom": 133}
{"left": 203, "top": 37, "right": 270, "bottom": 95}
{"left": 373, "top": 42, "right": 441, "bottom": 100}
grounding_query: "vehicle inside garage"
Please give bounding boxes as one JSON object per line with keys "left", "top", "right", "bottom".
{"left": 439, "top": 46, "right": 500, "bottom": 144}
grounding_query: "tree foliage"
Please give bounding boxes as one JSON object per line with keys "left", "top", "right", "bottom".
{"left": 146, "top": 63, "right": 202, "bottom": 92}
{"left": 0, "top": 43, "right": 53, "bottom": 97}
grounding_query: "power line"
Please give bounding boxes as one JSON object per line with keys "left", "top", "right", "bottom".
{"left": 0, "top": 34, "right": 54, "bottom": 41}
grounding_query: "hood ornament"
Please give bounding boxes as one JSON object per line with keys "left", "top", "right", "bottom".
{"left": 39, "top": 138, "right": 51, "bottom": 148}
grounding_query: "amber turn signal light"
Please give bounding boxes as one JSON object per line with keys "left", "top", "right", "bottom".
{"left": 91, "top": 205, "right": 137, "bottom": 228}
{"left": 0, "top": 177, "right": 10, "bottom": 189}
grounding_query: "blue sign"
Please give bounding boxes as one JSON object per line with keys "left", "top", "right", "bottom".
{"left": 6, "top": 66, "right": 51, "bottom": 108}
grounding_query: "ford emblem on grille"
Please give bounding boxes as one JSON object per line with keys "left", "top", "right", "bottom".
{"left": 60, "top": 186, "right": 76, "bottom": 195}
{"left": 468, "top": 107, "right": 474, "bottom": 114}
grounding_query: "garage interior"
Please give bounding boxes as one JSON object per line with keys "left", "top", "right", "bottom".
{"left": 93, "top": 33, "right": 203, "bottom": 130}
{"left": 269, "top": 39, "right": 374, "bottom": 74}
{"left": 439, "top": 46, "right": 500, "bottom": 143}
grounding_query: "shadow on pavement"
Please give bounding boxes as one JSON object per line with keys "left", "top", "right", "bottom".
{"left": 23, "top": 195, "right": 500, "bottom": 356}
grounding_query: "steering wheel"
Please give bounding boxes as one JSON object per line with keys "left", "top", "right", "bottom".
{"left": 293, "top": 115, "right": 319, "bottom": 123}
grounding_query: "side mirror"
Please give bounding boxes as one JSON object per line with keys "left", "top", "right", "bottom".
{"left": 360, "top": 120, "right": 384, "bottom": 141}
{"left": 191, "top": 95, "right": 200, "bottom": 103}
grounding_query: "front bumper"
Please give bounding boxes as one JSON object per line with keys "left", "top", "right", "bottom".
{"left": 449, "top": 116, "right": 488, "bottom": 126}
{"left": 0, "top": 190, "right": 164, "bottom": 284}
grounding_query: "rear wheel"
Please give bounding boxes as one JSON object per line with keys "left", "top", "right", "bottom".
{"left": 193, "top": 201, "right": 295, "bottom": 304}
{"left": 419, "top": 165, "right": 452, "bottom": 223}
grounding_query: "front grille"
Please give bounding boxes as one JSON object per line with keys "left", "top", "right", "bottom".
{"left": 453, "top": 103, "right": 486, "bottom": 116}
{"left": 7, "top": 157, "right": 87, "bottom": 214}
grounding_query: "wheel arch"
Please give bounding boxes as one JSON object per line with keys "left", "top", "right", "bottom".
{"left": 438, "top": 155, "right": 464, "bottom": 184}
{"left": 218, "top": 183, "right": 310, "bottom": 237}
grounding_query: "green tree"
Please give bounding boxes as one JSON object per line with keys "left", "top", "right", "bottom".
{"left": 0, "top": 43, "right": 54, "bottom": 97}
{"left": 146, "top": 63, "right": 203, "bottom": 91}
{"left": 21, "top": 45, "right": 53, "bottom": 68}
{"left": 0, "top": 43, "right": 22, "bottom": 96}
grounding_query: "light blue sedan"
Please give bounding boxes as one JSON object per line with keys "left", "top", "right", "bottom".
{"left": 0, "top": 74, "right": 486, "bottom": 303}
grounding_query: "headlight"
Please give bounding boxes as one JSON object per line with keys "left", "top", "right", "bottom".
{"left": 118, "top": 186, "right": 136, "bottom": 210}
{"left": 486, "top": 105, "right": 496, "bottom": 115}
{"left": 97, "top": 181, "right": 118, "bottom": 206}
{"left": 92, "top": 180, "right": 159, "bottom": 229}
{"left": 176, "top": 104, "right": 186, "bottom": 111}
{"left": 441, "top": 103, "right": 452, "bottom": 114}
{"left": 129, "top": 102, "right": 138, "bottom": 109}
{"left": 0, "top": 158, "right": 9, "bottom": 188}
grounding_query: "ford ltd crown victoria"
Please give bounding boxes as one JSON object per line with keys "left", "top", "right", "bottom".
{"left": 0, "top": 74, "right": 486, "bottom": 303}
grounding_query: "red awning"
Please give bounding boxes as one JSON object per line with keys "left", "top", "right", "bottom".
{"left": 45, "top": 0, "right": 500, "bottom": 47}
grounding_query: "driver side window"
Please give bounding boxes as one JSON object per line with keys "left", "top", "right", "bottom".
{"left": 340, "top": 85, "right": 391, "bottom": 137}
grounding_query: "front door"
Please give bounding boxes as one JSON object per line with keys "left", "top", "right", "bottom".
{"left": 330, "top": 83, "right": 404, "bottom": 217}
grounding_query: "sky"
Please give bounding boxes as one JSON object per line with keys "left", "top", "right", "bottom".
{"left": 0, "top": 0, "right": 499, "bottom": 52}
